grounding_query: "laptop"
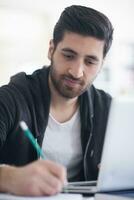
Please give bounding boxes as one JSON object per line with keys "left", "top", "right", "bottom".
{"left": 63, "top": 97, "right": 134, "bottom": 194}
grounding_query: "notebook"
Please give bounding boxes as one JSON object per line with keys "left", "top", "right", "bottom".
{"left": 63, "top": 97, "right": 134, "bottom": 194}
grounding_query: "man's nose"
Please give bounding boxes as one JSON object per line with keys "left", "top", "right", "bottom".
{"left": 68, "top": 61, "right": 84, "bottom": 78}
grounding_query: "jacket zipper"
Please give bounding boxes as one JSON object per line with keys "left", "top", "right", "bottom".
{"left": 83, "top": 117, "right": 93, "bottom": 180}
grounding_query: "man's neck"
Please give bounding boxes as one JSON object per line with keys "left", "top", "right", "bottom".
{"left": 49, "top": 78, "right": 79, "bottom": 123}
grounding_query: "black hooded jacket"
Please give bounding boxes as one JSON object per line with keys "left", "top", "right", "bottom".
{"left": 0, "top": 66, "right": 111, "bottom": 181}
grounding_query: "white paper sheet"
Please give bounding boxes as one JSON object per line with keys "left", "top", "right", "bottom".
{"left": 0, "top": 193, "right": 83, "bottom": 200}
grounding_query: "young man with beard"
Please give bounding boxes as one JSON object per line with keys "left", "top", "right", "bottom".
{"left": 0, "top": 5, "right": 113, "bottom": 196}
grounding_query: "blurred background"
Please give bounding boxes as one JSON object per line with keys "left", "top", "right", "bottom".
{"left": 0, "top": 0, "right": 134, "bottom": 97}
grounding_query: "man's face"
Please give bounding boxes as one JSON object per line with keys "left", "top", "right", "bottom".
{"left": 48, "top": 32, "right": 104, "bottom": 99}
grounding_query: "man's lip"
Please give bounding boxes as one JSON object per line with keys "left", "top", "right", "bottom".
{"left": 64, "top": 77, "right": 81, "bottom": 84}
{"left": 63, "top": 77, "right": 81, "bottom": 88}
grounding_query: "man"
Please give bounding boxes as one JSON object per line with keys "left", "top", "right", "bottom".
{"left": 0, "top": 5, "right": 113, "bottom": 196}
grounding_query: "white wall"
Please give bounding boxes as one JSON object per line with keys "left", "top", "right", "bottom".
{"left": 0, "top": 0, "right": 134, "bottom": 96}
{"left": 0, "top": 7, "right": 51, "bottom": 84}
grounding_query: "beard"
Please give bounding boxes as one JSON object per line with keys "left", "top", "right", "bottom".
{"left": 49, "top": 61, "right": 91, "bottom": 99}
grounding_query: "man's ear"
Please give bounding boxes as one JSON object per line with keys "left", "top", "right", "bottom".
{"left": 48, "top": 39, "right": 55, "bottom": 60}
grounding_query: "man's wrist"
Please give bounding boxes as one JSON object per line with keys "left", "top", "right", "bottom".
{"left": 0, "top": 164, "right": 16, "bottom": 193}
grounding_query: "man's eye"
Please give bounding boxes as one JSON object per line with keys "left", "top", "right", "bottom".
{"left": 86, "top": 59, "right": 96, "bottom": 66}
{"left": 87, "top": 61, "right": 94, "bottom": 65}
{"left": 63, "top": 54, "right": 74, "bottom": 59}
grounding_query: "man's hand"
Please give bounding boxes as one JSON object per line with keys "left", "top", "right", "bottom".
{"left": 0, "top": 160, "right": 67, "bottom": 196}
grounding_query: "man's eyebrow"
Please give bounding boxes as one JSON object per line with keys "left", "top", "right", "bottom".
{"left": 61, "top": 48, "right": 77, "bottom": 55}
{"left": 86, "top": 55, "right": 99, "bottom": 62}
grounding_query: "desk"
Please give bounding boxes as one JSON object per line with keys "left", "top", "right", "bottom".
{"left": 1, "top": 193, "right": 133, "bottom": 200}
{"left": 95, "top": 193, "right": 134, "bottom": 200}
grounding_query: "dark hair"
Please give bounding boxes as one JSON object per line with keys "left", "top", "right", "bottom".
{"left": 53, "top": 5, "right": 114, "bottom": 57}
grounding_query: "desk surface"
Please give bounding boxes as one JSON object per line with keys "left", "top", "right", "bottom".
{"left": 95, "top": 193, "right": 134, "bottom": 200}
{"left": 0, "top": 193, "right": 133, "bottom": 200}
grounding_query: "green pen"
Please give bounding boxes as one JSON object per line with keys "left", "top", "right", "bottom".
{"left": 20, "top": 121, "right": 45, "bottom": 159}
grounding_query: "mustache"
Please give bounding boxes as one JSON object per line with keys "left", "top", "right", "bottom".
{"left": 63, "top": 74, "right": 84, "bottom": 84}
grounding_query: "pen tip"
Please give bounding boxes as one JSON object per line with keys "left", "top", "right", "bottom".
{"left": 20, "top": 121, "right": 28, "bottom": 131}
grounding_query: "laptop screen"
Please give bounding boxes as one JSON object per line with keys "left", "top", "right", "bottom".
{"left": 97, "top": 97, "right": 134, "bottom": 192}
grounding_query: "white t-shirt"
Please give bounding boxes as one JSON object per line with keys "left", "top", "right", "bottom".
{"left": 42, "top": 108, "right": 83, "bottom": 181}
